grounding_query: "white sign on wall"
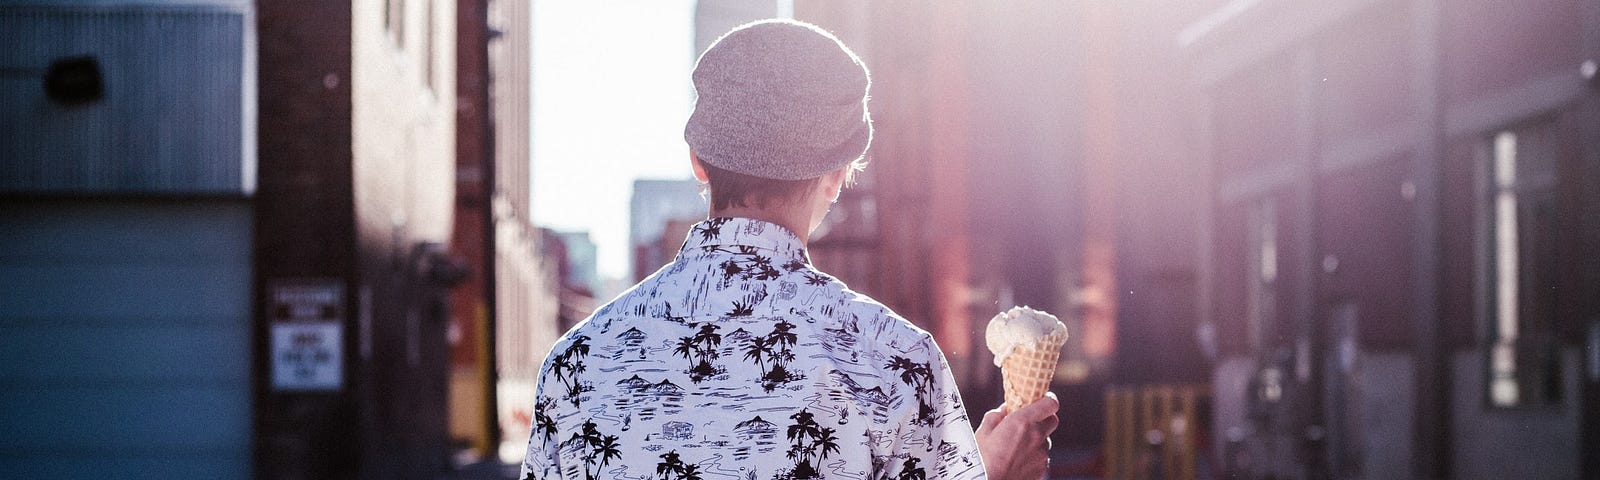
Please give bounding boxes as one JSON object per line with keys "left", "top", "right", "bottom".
{"left": 270, "top": 280, "right": 345, "bottom": 391}
{"left": 271, "top": 321, "right": 343, "bottom": 390}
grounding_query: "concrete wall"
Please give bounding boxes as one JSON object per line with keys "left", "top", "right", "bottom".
{"left": 352, "top": 0, "right": 455, "bottom": 247}
{"left": 351, "top": 0, "right": 459, "bottom": 477}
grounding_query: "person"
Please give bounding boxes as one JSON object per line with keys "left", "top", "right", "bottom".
{"left": 520, "top": 19, "right": 1058, "bottom": 480}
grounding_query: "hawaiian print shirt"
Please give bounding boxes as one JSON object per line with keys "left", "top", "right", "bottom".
{"left": 521, "top": 217, "right": 985, "bottom": 480}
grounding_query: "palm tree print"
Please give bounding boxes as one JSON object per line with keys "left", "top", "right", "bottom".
{"left": 656, "top": 450, "right": 703, "bottom": 480}
{"left": 551, "top": 336, "right": 594, "bottom": 406}
{"left": 743, "top": 336, "right": 773, "bottom": 372}
{"left": 657, "top": 451, "right": 683, "bottom": 480}
{"left": 693, "top": 324, "right": 722, "bottom": 361}
{"left": 769, "top": 320, "right": 797, "bottom": 352}
{"left": 695, "top": 217, "right": 729, "bottom": 242}
{"left": 592, "top": 435, "right": 622, "bottom": 474}
{"left": 885, "top": 356, "right": 937, "bottom": 426}
{"left": 753, "top": 319, "right": 804, "bottom": 392}
{"left": 729, "top": 300, "right": 756, "bottom": 317}
{"left": 534, "top": 396, "right": 559, "bottom": 443}
{"left": 677, "top": 323, "right": 725, "bottom": 383}
{"left": 749, "top": 254, "right": 779, "bottom": 280}
{"left": 562, "top": 419, "right": 622, "bottom": 480}
{"left": 778, "top": 409, "right": 840, "bottom": 480}
{"left": 674, "top": 337, "right": 697, "bottom": 369}
{"left": 896, "top": 458, "right": 926, "bottom": 480}
{"left": 715, "top": 251, "right": 783, "bottom": 288}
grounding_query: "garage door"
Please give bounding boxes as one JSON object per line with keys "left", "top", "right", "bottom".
{"left": 0, "top": 200, "right": 253, "bottom": 478}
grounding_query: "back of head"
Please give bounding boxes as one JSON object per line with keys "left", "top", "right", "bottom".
{"left": 684, "top": 19, "right": 873, "bottom": 183}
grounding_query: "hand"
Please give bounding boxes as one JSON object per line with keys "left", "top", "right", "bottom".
{"left": 975, "top": 392, "right": 1059, "bottom": 480}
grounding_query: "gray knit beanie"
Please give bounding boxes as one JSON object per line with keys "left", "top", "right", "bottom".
{"left": 684, "top": 19, "right": 872, "bottom": 181}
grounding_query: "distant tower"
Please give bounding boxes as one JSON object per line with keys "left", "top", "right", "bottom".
{"left": 692, "top": 0, "right": 784, "bottom": 57}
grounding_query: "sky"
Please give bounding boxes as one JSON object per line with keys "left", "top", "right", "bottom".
{"left": 531, "top": 0, "right": 698, "bottom": 281}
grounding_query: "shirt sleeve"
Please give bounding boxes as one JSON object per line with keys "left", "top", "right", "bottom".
{"left": 519, "top": 357, "right": 563, "bottom": 480}
{"left": 884, "top": 334, "right": 988, "bottom": 480}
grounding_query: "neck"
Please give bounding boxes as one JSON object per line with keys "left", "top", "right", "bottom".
{"left": 709, "top": 206, "right": 813, "bottom": 245}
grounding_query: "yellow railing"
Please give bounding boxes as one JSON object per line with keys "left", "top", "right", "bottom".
{"left": 1105, "top": 384, "right": 1209, "bottom": 480}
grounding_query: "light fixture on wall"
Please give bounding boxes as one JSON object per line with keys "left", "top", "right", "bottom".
{"left": 44, "top": 55, "right": 103, "bottom": 106}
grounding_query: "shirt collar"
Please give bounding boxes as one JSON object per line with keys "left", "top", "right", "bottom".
{"left": 678, "top": 217, "right": 811, "bottom": 265}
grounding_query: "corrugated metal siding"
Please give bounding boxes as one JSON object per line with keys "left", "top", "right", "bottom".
{"left": 0, "top": 200, "right": 253, "bottom": 478}
{"left": 0, "top": 5, "right": 252, "bottom": 194}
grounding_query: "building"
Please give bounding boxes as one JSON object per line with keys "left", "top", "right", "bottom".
{"left": 550, "top": 230, "right": 600, "bottom": 299}
{"left": 450, "top": 0, "right": 566, "bottom": 464}
{"left": 693, "top": 0, "right": 781, "bottom": 55}
{"left": 490, "top": 202, "right": 562, "bottom": 463}
{"left": 541, "top": 229, "right": 599, "bottom": 334}
{"left": 529, "top": 228, "right": 597, "bottom": 337}
{"left": 254, "top": 0, "right": 464, "bottom": 477}
{"left": 798, "top": 3, "right": 1599, "bottom": 478}
{"left": 793, "top": 3, "right": 1156, "bottom": 454}
{"left": 2, "top": 0, "right": 571, "bottom": 478}
{"left": 1, "top": 1, "right": 257, "bottom": 477}
{"left": 629, "top": 178, "right": 707, "bottom": 281}
{"left": 1180, "top": 1, "right": 1600, "bottom": 478}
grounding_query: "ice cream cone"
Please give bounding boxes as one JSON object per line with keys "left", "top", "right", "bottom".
{"left": 1001, "top": 329, "right": 1067, "bottom": 413}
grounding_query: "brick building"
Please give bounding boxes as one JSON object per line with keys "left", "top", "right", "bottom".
{"left": 1180, "top": 1, "right": 1600, "bottom": 477}
{"left": 255, "top": 0, "right": 461, "bottom": 478}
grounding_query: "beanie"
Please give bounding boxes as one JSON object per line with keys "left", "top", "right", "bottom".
{"left": 684, "top": 19, "right": 873, "bottom": 181}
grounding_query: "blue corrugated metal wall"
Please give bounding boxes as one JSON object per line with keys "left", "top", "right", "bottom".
{"left": 0, "top": 4, "right": 252, "bottom": 194}
{"left": 0, "top": 200, "right": 253, "bottom": 478}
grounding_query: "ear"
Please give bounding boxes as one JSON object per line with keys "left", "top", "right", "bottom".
{"left": 820, "top": 165, "right": 849, "bottom": 204}
{"left": 689, "top": 151, "right": 710, "bottom": 183}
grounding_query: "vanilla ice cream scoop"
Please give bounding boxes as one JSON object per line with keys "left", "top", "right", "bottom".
{"left": 987, "top": 306, "right": 1069, "bottom": 412}
{"left": 985, "top": 306, "right": 1068, "bottom": 367}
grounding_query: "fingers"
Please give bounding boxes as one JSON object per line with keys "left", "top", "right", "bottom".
{"left": 977, "top": 396, "right": 1057, "bottom": 480}
{"left": 1010, "top": 392, "right": 1059, "bottom": 425}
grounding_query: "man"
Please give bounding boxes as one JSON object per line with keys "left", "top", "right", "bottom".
{"left": 521, "top": 19, "right": 1057, "bottom": 480}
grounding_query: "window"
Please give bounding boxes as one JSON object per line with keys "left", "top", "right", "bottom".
{"left": 1247, "top": 198, "right": 1278, "bottom": 350}
{"left": 421, "top": 0, "right": 434, "bottom": 92}
{"left": 1482, "top": 123, "right": 1562, "bottom": 408}
{"left": 386, "top": 0, "right": 407, "bottom": 46}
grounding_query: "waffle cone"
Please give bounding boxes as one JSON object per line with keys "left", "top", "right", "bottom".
{"left": 1001, "top": 330, "right": 1067, "bottom": 413}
